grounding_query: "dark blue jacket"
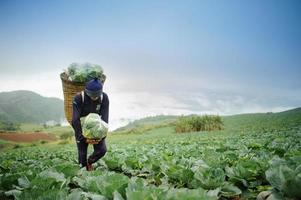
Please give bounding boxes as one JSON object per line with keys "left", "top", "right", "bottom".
{"left": 71, "top": 91, "right": 109, "bottom": 141}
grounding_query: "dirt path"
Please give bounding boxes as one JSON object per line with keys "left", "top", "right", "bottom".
{"left": 0, "top": 132, "right": 57, "bottom": 143}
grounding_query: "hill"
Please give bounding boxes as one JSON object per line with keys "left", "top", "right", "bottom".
{"left": 223, "top": 107, "right": 301, "bottom": 130}
{"left": 113, "top": 115, "right": 178, "bottom": 132}
{"left": 0, "top": 90, "right": 64, "bottom": 124}
{"left": 113, "top": 107, "right": 301, "bottom": 133}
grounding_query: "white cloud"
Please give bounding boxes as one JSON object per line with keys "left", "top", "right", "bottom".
{"left": 0, "top": 70, "right": 64, "bottom": 99}
{"left": 108, "top": 92, "right": 195, "bottom": 130}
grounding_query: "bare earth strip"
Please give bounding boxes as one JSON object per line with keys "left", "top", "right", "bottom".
{"left": 0, "top": 132, "right": 56, "bottom": 143}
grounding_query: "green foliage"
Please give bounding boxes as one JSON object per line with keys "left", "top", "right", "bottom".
{"left": 265, "top": 156, "right": 301, "bottom": 199}
{"left": 59, "top": 130, "right": 73, "bottom": 140}
{"left": 19, "top": 123, "right": 44, "bottom": 132}
{"left": 125, "top": 178, "right": 217, "bottom": 200}
{"left": 0, "top": 108, "right": 300, "bottom": 200}
{"left": 194, "top": 167, "right": 225, "bottom": 190}
{"left": 73, "top": 171, "right": 129, "bottom": 199}
{"left": 0, "top": 120, "right": 20, "bottom": 131}
{"left": 113, "top": 123, "right": 170, "bottom": 135}
{"left": 223, "top": 107, "right": 301, "bottom": 132}
{"left": 175, "top": 115, "right": 223, "bottom": 133}
{"left": 66, "top": 62, "right": 105, "bottom": 83}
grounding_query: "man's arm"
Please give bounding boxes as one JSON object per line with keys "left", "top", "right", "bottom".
{"left": 71, "top": 94, "right": 85, "bottom": 142}
{"left": 100, "top": 92, "right": 109, "bottom": 123}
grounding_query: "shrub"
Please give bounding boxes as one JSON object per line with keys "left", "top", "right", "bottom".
{"left": 13, "top": 144, "right": 21, "bottom": 149}
{"left": 0, "top": 121, "right": 20, "bottom": 131}
{"left": 59, "top": 130, "right": 74, "bottom": 140}
{"left": 40, "top": 140, "right": 48, "bottom": 144}
{"left": 175, "top": 115, "right": 223, "bottom": 133}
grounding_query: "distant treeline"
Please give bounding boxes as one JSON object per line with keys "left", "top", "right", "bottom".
{"left": 0, "top": 120, "right": 20, "bottom": 131}
{"left": 175, "top": 115, "right": 223, "bottom": 133}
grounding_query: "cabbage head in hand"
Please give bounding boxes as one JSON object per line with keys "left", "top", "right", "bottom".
{"left": 81, "top": 113, "right": 108, "bottom": 139}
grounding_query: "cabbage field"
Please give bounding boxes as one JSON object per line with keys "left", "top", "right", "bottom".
{"left": 0, "top": 109, "right": 301, "bottom": 200}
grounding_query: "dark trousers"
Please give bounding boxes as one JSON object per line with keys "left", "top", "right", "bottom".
{"left": 76, "top": 138, "right": 107, "bottom": 167}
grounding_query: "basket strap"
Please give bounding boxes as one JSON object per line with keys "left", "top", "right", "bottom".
{"left": 81, "top": 91, "right": 85, "bottom": 104}
{"left": 81, "top": 91, "right": 103, "bottom": 104}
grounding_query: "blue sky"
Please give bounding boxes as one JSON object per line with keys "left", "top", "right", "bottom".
{"left": 0, "top": 0, "right": 300, "bottom": 129}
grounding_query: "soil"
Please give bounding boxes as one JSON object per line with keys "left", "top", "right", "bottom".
{"left": 0, "top": 131, "right": 56, "bottom": 143}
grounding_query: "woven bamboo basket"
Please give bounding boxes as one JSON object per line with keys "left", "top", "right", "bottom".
{"left": 60, "top": 72, "right": 86, "bottom": 125}
{"left": 60, "top": 72, "right": 106, "bottom": 125}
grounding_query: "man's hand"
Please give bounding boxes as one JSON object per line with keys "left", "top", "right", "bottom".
{"left": 86, "top": 139, "right": 101, "bottom": 144}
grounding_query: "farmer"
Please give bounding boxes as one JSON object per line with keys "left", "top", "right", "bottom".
{"left": 71, "top": 78, "right": 109, "bottom": 171}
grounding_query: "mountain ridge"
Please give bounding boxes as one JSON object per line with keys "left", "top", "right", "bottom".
{"left": 0, "top": 90, "right": 64, "bottom": 124}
